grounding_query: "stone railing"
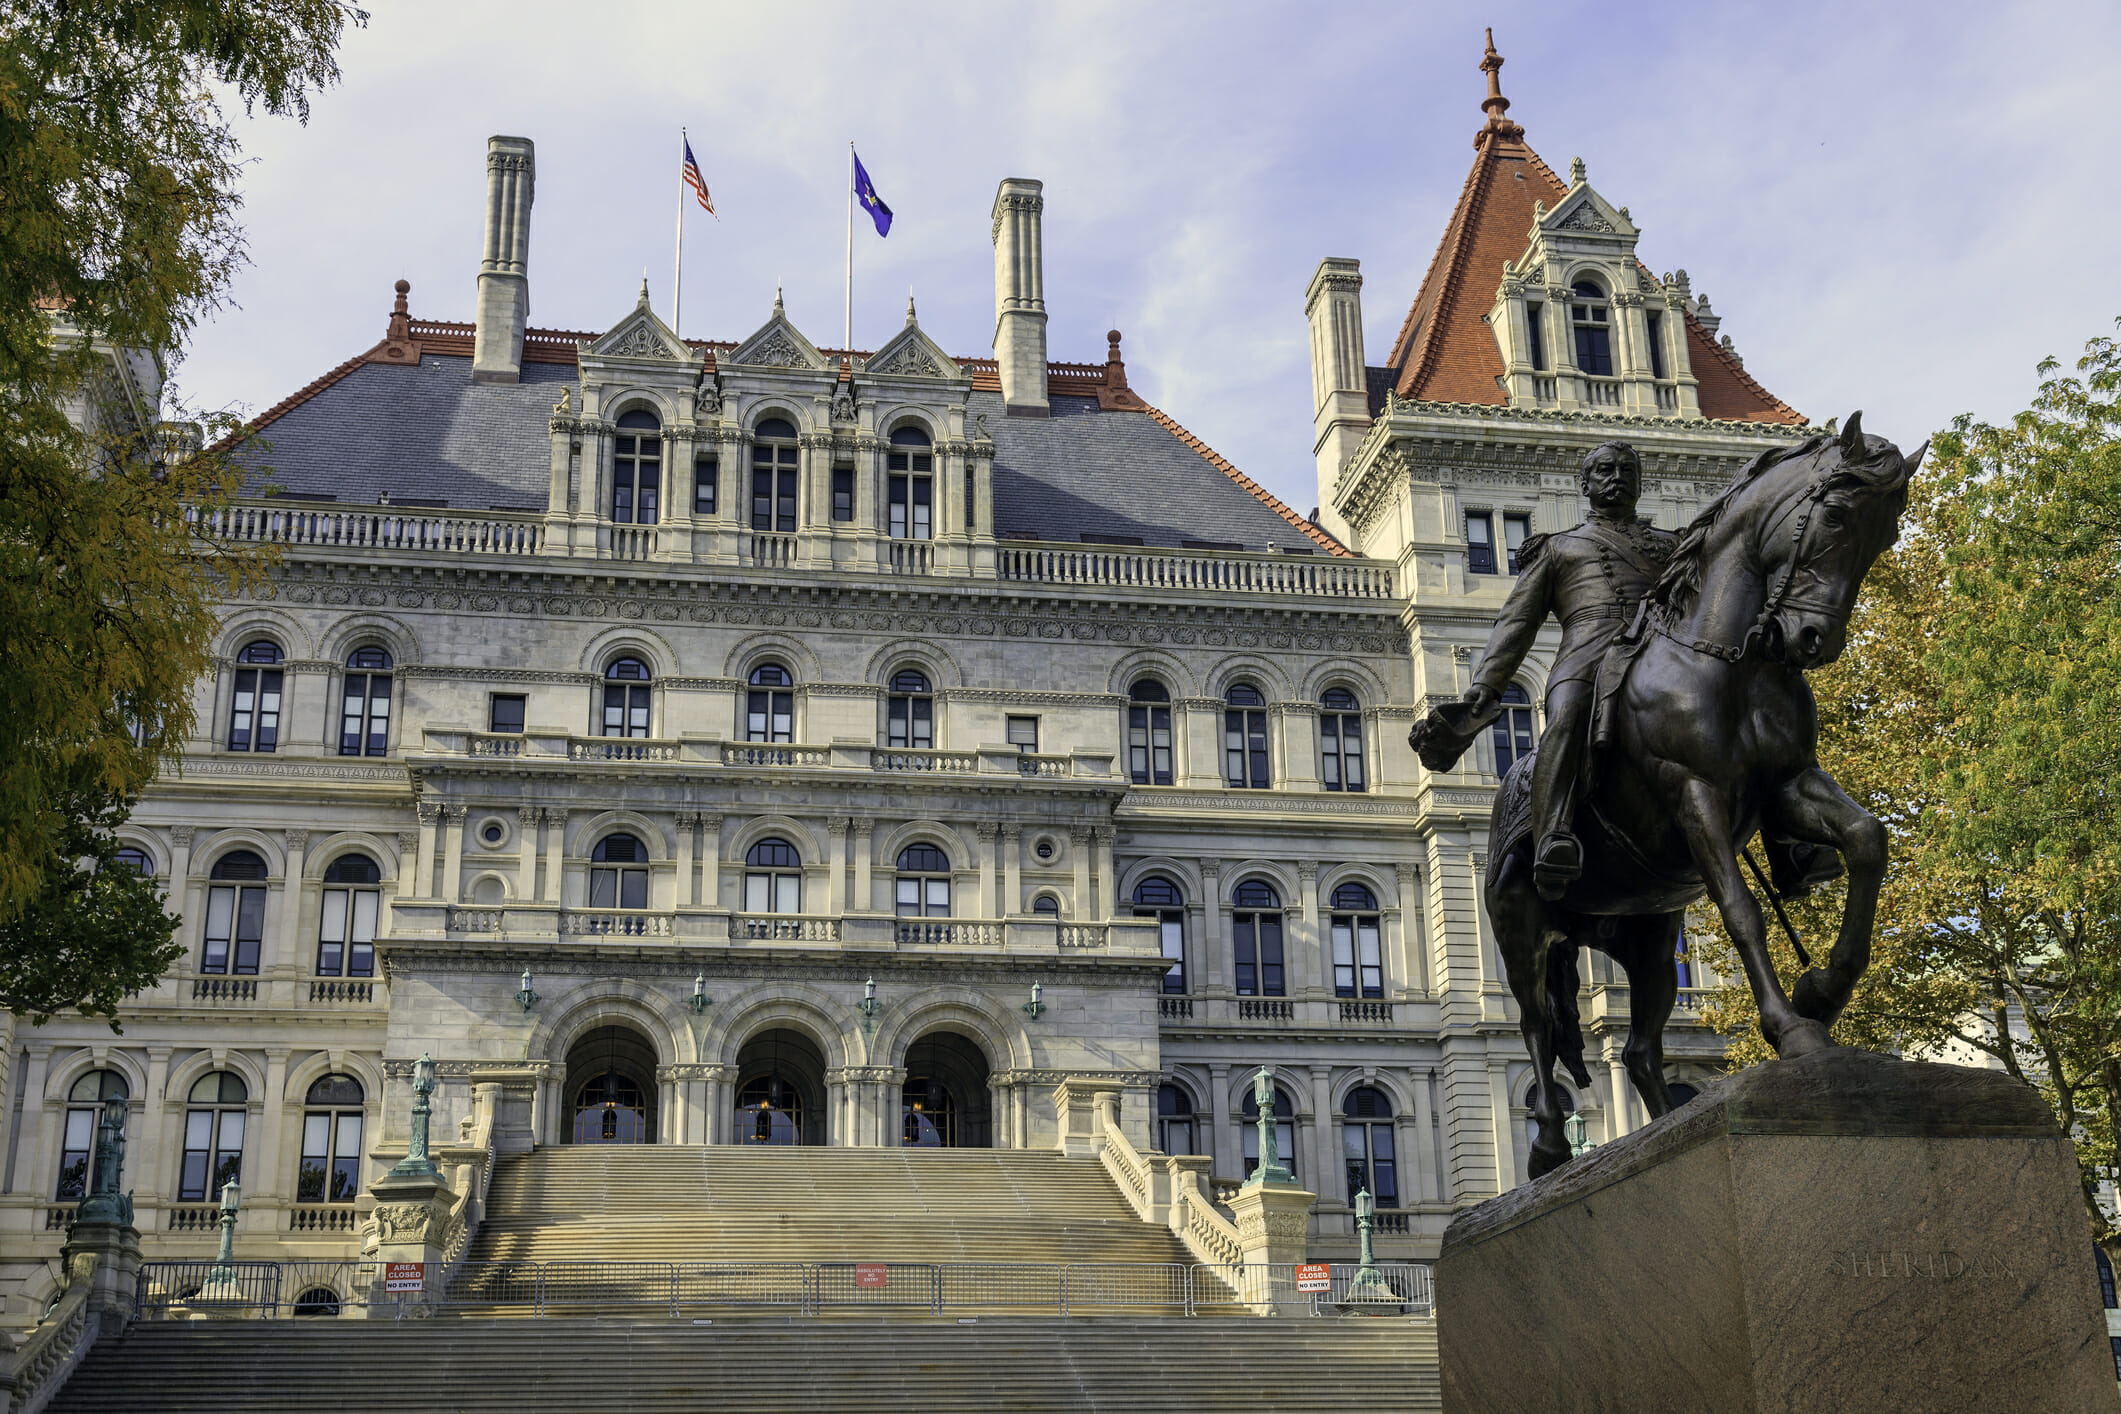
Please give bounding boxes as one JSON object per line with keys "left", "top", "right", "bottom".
{"left": 730, "top": 914, "right": 841, "bottom": 943}
{"left": 286, "top": 1206, "right": 358, "bottom": 1234}
{"left": 433, "top": 1107, "right": 497, "bottom": 1289}
{"left": 996, "top": 543, "right": 1393, "bottom": 600}
{"left": 558, "top": 909, "right": 674, "bottom": 938}
{"left": 873, "top": 748, "right": 977, "bottom": 773}
{"left": 742, "top": 532, "right": 797, "bottom": 568}
{"left": 1089, "top": 1097, "right": 1245, "bottom": 1270}
{"left": 1171, "top": 1169, "right": 1245, "bottom": 1269}
{"left": 188, "top": 502, "right": 542, "bottom": 556}
{"left": 188, "top": 975, "right": 257, "bottom": 1003}
{"left": 1057, "top": 925, "right": 1110, "bottom": 951}
{"left": 164, "top": 1206, "right": 220, "bottom": 1233}
{"left": 0, "top": 1251, "right": 101, "bottom": 1414}
{"left": 1015, "top": 753, "right": 1070, "bottom": 777}
{"left": 154, "top": 973, "right": 383, "bottom": 1012}
{"left": 570, "top": 737, "right": 683, "bottom": 762}
{"left": 885, "top": 540, "right": 934, "bottom": 576}
{"left": 308, "top": 979, "right": 378, "bottom": 1005}
{"left": 894, "top": 921, "right": 1002, "bottom": 947}
{"left": 721, "top": 743, "right": 830, "bottom": 768}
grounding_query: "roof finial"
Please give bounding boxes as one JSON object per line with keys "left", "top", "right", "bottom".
{"left": 638, "top": 274, "right": 650, "bottom": 308}
{"left": 1570, "top": 156, "right": 1586, "bottom": 186}
{"left": 388, "top": 279, "right": 411, "bottom": 342}
{"left": 773, "top": 284, "right": 785, "bottom": 317}
{"left": 906, "top": 290, "right": 917, "bottom": 326}
{"left": 1477, "top": 27, "right": 1525, "bottom": 146}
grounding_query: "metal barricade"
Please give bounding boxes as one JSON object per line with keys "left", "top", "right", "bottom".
{"left": 1189, "top": 1263, "right": 1434, "bottom": 1316}
{"left": 810, "top": 1262, "right": 942, "bottom": 1314}
{"left": 1061, "top": 1264, "right": 1191, "bottom": 1316}
{"left": 539, "top": 1260, "right": 678, "bottom": 1317}
{"left": 676, "top": 1262, "right": 810, "bottom": 1315}
{"left": 934, "top": 1263, "right": 1067, "bottom": 1313}
{"left": 433, "top": 1259, "right": 543, "bottom": 1312}
{"left": 134, "top": 1260, "right": 285, "bottom": 1318}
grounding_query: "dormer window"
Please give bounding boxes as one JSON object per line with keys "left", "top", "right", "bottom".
{"left": 1570, "top": 281, "right": 1612, "bottom": 376}
{"left": 1646, "top": 310, "right": 1667, "bottom": 380}
{"left": 1524, "top": 302, "right": 1548, "bottom": 371}
{"left": 751, "top": 418, "right": 799, "bottom": 532}
{"left": 887, "top": 426, "right": 933, "bottom": 541}
{"left": 612, "top": 410, "right": 661, "bottom": 525}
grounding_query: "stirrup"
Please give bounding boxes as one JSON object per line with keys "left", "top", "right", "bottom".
{"left": 1533, "top": 834, "right": 1582, "bottom": 899}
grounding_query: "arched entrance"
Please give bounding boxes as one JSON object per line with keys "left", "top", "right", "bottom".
{"left": 901, "top": 1031, "right": 992, "bottom": 1148}
{"left": 733, "top": 1027, "right": 827, "bottom": 1146}
{"left": 564, "top": 1024, "right": 660, "bottom": 1144}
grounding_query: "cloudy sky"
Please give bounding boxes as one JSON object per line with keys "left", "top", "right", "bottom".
{"left": 186, "top": 0, "right": 2121, "bottom": 517}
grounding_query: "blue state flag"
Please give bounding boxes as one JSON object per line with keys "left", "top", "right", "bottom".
{"left": 853, "top": 150, "right": 892, "bottom": 237}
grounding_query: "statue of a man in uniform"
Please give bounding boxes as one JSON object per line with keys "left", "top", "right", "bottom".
{"left": 1414, "top": 441, "right": 1675, "bottom": 899}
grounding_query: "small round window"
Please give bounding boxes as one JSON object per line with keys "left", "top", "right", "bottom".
{"left": 481, "top": 823, "right": 504, "bottom": 845}
{"left": 1034, "top": 838, "right": 1056, "bottom": 862}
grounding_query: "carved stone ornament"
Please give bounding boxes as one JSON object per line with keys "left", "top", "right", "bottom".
{"left": 372, "top": 1200, "right": 445, "bottom": 1244}
{"left": 601, "top": 322, "right": 678, "bottom": 359}
{"left": 694, "top": 382, "right": 720, "bottom": 417}
{"left": 869, "top": 340, "right": 945, "bottom": 377}
{"left": 736, "top": 328, "right": 812, "bottom": 369}
{"left": 1557, "top": 201, "right": 1617, "bottom": 234}
{"left": 832, "top": 388, "right": 855, "bottom": 421}
{"left": 1236, "top": 1208, "right": 1314, "bottom": 1243}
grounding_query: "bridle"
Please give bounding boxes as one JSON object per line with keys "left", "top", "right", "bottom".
{"left": 1650, "top": 460, "right": 1847, "bottom": 665}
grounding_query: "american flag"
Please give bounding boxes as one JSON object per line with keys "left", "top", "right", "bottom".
{"left": 682, "top": 138, "right": 715, "bottom": 217}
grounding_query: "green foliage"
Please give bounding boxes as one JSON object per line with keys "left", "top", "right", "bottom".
{"left": 1697, "top": 324, "right": 2121, "bottom": 1262}
{"left": 0, "top": 779, "right": 182, "bottom": 1024}
{"left": 0, "top": 2, "right": 359, "bottom": 920}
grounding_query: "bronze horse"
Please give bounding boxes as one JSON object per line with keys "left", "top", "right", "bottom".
{"left": 1480, "top": 414, "right": 1919, "bottom": 1178}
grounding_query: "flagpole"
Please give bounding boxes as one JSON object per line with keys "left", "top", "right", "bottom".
{"left": 844, "top": 141, "right": 854, "bottom": 352}
{"left": 673, "top": 129, "right": 687, "bottom": 340}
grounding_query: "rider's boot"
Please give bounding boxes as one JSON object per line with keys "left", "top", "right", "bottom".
{"left": 1533, "top": 832, "right": 1582, "bottom": 901}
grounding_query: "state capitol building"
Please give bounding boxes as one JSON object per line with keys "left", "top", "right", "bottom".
{"left": 1, "top": 45, "right": 1815, "bottom": 1317}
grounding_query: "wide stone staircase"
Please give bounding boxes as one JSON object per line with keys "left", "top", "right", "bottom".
{"left": 47, "top": 1146, "right": 1441, "bottom": 1412}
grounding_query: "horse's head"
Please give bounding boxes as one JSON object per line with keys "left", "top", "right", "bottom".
{"left": 1751, "top": 412, "right": 1920, "bottom": 669}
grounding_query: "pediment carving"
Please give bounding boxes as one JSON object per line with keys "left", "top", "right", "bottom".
{"left": 587, "top": 305, "right": 689, "bottom": 363}
{"left": 730, "top": 320, "right": 828, "bottom": 371}
{"left": 866, "top": 324, "right": 959, "bottom": 380}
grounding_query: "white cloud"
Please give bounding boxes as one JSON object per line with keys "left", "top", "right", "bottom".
{"left": 181, "top": 0, "right": 2121, "bottom": 516}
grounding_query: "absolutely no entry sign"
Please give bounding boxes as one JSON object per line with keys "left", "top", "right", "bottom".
{"left": 854, "top": 1263, "right": 888, "bottom": 1288}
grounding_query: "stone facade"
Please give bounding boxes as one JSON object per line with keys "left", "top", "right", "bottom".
{"left": 0, "top": 53, "right": 1814, "bottom": 1321}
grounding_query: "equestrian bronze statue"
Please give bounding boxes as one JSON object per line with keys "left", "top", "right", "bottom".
{"left": 1411, "top": 417, "right": 1919, "bottom": 1178}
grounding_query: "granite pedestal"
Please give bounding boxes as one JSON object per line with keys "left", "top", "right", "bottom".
{"left": 1438, "top": 1048, "right": 2116, "bottom": 1414}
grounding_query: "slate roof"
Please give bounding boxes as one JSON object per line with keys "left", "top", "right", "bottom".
{"left": 237, "top": 344, "right": 1343, "bottom": 553}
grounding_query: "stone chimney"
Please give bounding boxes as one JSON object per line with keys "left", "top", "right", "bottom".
{"left": 1305, "top": 257, "right": 1369, "bottom": 547}
{"left": 991, "top": 178, "right": 1047, "bottom": 414}
{"left": 473, "top": 135, "right": 536, "bottom": 384}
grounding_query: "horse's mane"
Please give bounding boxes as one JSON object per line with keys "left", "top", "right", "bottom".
{"left": 1650, "top": 436, "right": 1828, "bottom": 617}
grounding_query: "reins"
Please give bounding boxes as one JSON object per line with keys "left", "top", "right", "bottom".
{"left": 1647, "top": 461, "right": 1841, "bottom": 665}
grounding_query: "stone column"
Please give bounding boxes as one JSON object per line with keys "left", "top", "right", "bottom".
{"left": 542, "top": 808, "right": 569, "bottom": 903}
{"left": 394, "top": 832, "right": 419, "bottom": 911}
{"left": 1068, "top": 826, "right": 1091, "bottom": 919}
{"left": 1409, "top": 1067, "right": 1441, "bottom": 1203}
{"left": 826, "top": 817, "right": 849, "bottom": 915}
{"left": 1198, "top": 858, "right": 1224, "bottom": 990}
{"left": 516, "top": 808, "right": 541, "bottom": 901}
{"left": 7, "top": 1046, "right": 49, "bottom": 1194}
{"left": 1308, "top": 1064, "right": 1336, "bottom": 1205}
{"left": 1001, "top": 826, "right": 1022, "bottom": 916}
{"left": 1092, "top": 826, "right": 1116, "bottom": 920}
{"left": 253, "top": 1048, "right": 290, "bottom": 1204}
{"left": 700, "top": 814, "right": 724, "bottom": 910}
{"left": 1393, "top": 862, "right": 1424, "bottom": 994}
{"left": 976, "top": 823, "right": 999, "bottom": 917}
{"left": 674, "top": 811, "right": 698, "bottom": 908}
{"left": 413, "top": 803, "right": 439, "bottom": 899}
{"left": 1207, "top": 1062, "right": 1234, "bottom": 1180}
{"left": 1293, "top": 861, "right": 1322, "bottom": 995}
{"left": 440, "top": 805, "right": 468, "bottom": 904}
{"left": 278, "top": 830, "right": 310, "bottom": 974}
{"left": 851, "top": 820, "right": 874, "bottom": 914}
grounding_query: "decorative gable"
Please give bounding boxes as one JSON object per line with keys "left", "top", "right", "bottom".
{"left": 1538, "top": 180, "right": 1636, "bottom": 245}
{"left": 727, "top": 294, "right": 830, "bottom": 371}
{"left": 586, "top": 283, "right": 692, "bottom": 362}
{"left": 865, "top": 312, "right": 960, "bottom": 381}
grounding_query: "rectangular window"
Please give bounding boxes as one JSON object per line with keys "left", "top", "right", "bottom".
{"left": 179, "top": 1108, "right": 243, "bottom": 1201}
{"left": 1332, "top": 914, "right": 1385, "bottom": 998}
{"left": 1243, "top": 1121, "right": 1296, "bottom": 1181}
{"left": 339, "top": 673, "right": 391, "bottom": 756}
{"left": 751, "top": 457, "right": 798, "bottom": 532}
{"left": 228, "top": 667, "right": 283, "bottom": 751}
{"left": 1503, "top": 513, "right": 1530, "bottom": 573}
{"left": 746, "top": 689, "right": 793, "bottom": 743}
{"left": 1525, "top": 302, "right": 1547, "bottom": 371}
{"left": 695, "top": 457, "right": 718, "bottom": 515}
{"left": 318, "top": 887, "right": 378, "bottom": 978}
{"left": 1232, "top": 913, "right": 1286, "bottom": 997}
{"left": 888, "top": 474, "right": 934, "bottom": 539}
{"left": 886, "top": 694, "right": 932, "bottom": 750}
{"left": 1128, "top": 705, "right": 1173, "bottom": 785}
{"left": 1467, "top": 512, "right": 1497, "bottom": 575}
{"left": 965, "top": 469, "right": 976, "bottom": 531}
{"left": 589, "top": 866, "right": 648, "bottom": 910}
{"left": 203, "top": 884, "right": 265, "bottom": 975}
{"left": 832, "top": 466, "right": 854, "bottom": 522}
{"left": 57, "top": 1109, "right": 96, "bottom": 1199}
{"left": 489, "top": 694, "right": 527, "bottom": 734}
{"left": 1224, "top": 709, "right": 1271, "bottom": 788}
{"left": 1005, "top": 716, "right": 1039, "bottom": 751}
{"left": 1159, "top": 914, "right": 1185, "bottom": 993}
{"left": 1574, "top": 319, "right": 1614, "bottom": 377}
{"left": 1322, "top": 712, "right": 1365, "bottom": 792}
{"left": 1646, "top": 311, "right": 1667, "bottom": 380}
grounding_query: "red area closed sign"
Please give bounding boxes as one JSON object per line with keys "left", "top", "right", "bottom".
{"left": 854, "top": 1263, "right": 888, "bottom": 1289}
{"left": 385, "top": 1261, "right": 425, "bottom": 1293}
{"left": 1294, "top": 1262, "right": 1332, "bottom": 1293}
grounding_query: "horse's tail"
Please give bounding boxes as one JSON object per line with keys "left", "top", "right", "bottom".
{"left": 1544, "top": 943, "right": 1594, "bottom": 1090}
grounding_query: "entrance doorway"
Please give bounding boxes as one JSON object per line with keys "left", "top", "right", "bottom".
{"left": 901, "top": 1031, "right": 992, "bottom": 1148}
{"left": 732, "top": 1026, "right": 827, "bottom": 1146}
{"left": 563, "top": 1024, "right": 660, "bottom": 1144}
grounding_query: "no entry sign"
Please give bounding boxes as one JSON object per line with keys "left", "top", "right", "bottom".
{"left": 854, "top": 1263, "right": 888, "bottom": 1288}
{"left": 1294, "top": 1262, "right": 1332, "bottom": 1293}
{"left": 385, "top": 1261, "right": 425, "bottom": 1293}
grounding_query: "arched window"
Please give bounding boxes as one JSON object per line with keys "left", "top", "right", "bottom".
{"left": 1330, "top": 881, "right": 1384, "bottom": 999}
{"left": 1157, "top": 1084, "right": 1196, "bottom": 1156}
{"left": 1492, "top": 684, "right": 1535, "bottom": 777}
{"left": 1525, "top": 1083, "right": 1575, "bottom": 1156}
{"left": 1342, "top": 1086, "right": 1399, "bottom": 1206}
{"left": 751, "top": 417, "right": 799, "bottom": 532}
{"left": 227, "top": 640, "right": 284, "bottom": 752}
{"left": 292, "top": 1288, "right": 341, "bottom": 1317}
{"left": 1224, "top": 683, "right": 1270, "bottom": 789}
{"left": 589, "top": 833, "right": 649, "bottom": 910}
{"left": 298, "top": 1074, "right": 365, "bottom": 1205}
{"left": 1132, "top": 876, "right": 1186, "bottom": 994}
{"left": 737, "top": 1074, "right": 800, "bottom": 1145}
{"left": 895, "top": 843, "right": 951, "bottom": 917}
{"left": 887, "top": 425, "right": 934, "bottom": 540}
{"left": 1030, "top": 893, "right": 1060, "bottom": 918}
{"left": 601, "top": 658, "right": 651, "bottom": 739}
{"left": 339, "top": 646, "right": 392, "bottom": 757}
{"left": 179, "top": 1073, "right": 247, "bottom": 1201}
{"left": 746, "top": 663, "right": 794, "bottom": 743}
{"left": 113, "top": 846, "right": 154, "bottom": 875}
{"left": 203, "top": 850, "right": 268, "bottom": 976}
{"left": 1232, "top": 879, "right": 1285, "bottom": 998}
{"left": 886, "top": 669, "right": 933, "bottom": 750}
{"left": 1320, "top": 687, "right": 1365, "bottom": 793}
{"left": 1127, "top": 679, "right": 1172, "bottom": 786}
{"left": 744, "top": 838, "right": 801, "bottom": 914}
{"left": 318, "top": 853, "right": 380, "bottom": 978}
{"left": 57, "top": 1070, "right": 127, "bottom": 1200}
{"left": 1241, "top": 1083, "right": 1296, "bottom": 1181}
{"left": 612, "top": 409, "right": 662, "bottom": 525}
{"left": 1570, "top": 280, "right": 1612, "bottom": 377}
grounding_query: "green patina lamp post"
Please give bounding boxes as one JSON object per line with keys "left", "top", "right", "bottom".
{"left": 208, "top": 1178, "right": 241, "bottom": 1283}
{"left": 75, "top": 1093, "right": 133, "bottom": 1226}
{"left": 1241, "top": 1065, "right": 1294, "bottom": 1188}
{"left": 1343, "top": 1186, "right": 1397, "bottom": 1302}
{"left": 389, "top": 1053, "right": 441, "bottom": 1180}
{"left": 1565, "top": 1110, "right": 1593, "bottom": 1159}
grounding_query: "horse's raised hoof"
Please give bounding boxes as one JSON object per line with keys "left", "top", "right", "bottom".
{"left": 1791, "top": 967, "right": 1847, "bottom": 1026}
{"left": 1526, "top": 1141, "right": 1574, "bottom": 1181}
{"left": 1772, "top": 1017, "right": 1834, "bottom": 1059}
